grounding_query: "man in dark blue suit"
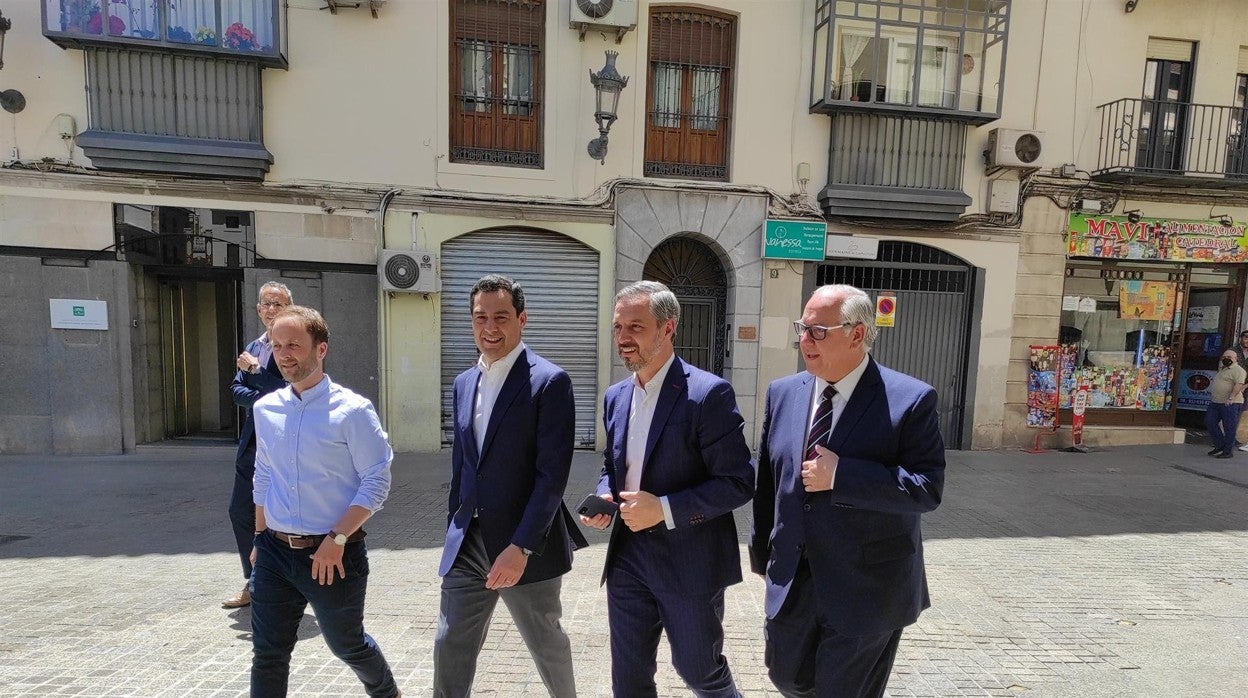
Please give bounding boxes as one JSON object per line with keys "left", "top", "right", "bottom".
{"left": 581, "top": 281, "right": 753, "bottom": 697}
{"left": 435, "top": 275, "right": 586, "bottom": 697}
{"left": 222, "top": 281, "right": 291, "bottom": 609}
{"left": 751, "top": 284, "right": 945, "bottom": 697}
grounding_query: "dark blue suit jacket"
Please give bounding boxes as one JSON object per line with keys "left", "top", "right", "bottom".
{"left": 750, "top": 358, "right": 945, "bottom": 636}
{"left": 597, "top": 356, "right": 754, "bottom": 595}
{"left": 440, "top": 346, "right": 587, "bottom": 584}
{"left": 231, "top": 336, "right": 286, "bottom": 472}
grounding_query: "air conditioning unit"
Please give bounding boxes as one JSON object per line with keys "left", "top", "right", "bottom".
{"left": 379, "top": 250, "right": 440, "bottom": 294}
{"left": 569, "top": 0, "right": 638, "bottom": 41}
{"left": 985, "top": 128, "right": 1045, "bottom": 168}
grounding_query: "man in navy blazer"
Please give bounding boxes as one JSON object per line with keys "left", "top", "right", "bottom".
{"left": 751, "top": 284, "right": 945, "bottom": 697}
{"left": 222, "top": 281, "right": 291, "bottom": 609}
{"left": 581, "top": 281, "right": 753, "bottom": 697}
{"left": 435, "top": 274, "right": 587, "bottom": 698}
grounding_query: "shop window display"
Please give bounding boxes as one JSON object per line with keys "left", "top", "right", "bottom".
{"left": 1059, "top": 266, "right": 1179, "bottom": 411}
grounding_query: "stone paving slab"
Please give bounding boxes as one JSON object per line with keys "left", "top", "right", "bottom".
{"left": 0, "top": 443, "right": 1246, "bottom": 697}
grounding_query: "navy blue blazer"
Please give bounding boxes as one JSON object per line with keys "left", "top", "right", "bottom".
{"left": 231, "top": 336, "right": 286, "bottom": 471}
{"left": 597, "top": 356, "right": 754, "bottom": 595}
{"left": 440, "top": 346, "right": 587, "bottom": 584}
{"left": 750, "top": 357, "right": 945, "bottom": 636}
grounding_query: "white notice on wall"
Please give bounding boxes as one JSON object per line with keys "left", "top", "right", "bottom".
{"left": 50, "top": 299, "right": 109, "bottom": 330}
{"left": 1062, "top": 296, "right": 1080, "bottom": 311}
{"left": 1077, "top": 297, "right": 1097, "bottom": 313}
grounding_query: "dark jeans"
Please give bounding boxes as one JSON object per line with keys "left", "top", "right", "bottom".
{"left": 250, "top": 531, "right": 397, "bottom": 697}
{"left": 1205, "top": 402, "right": 1243, "bottom": 454}
{"left": 229, "top": 463, "right": 255, "bottom": 579}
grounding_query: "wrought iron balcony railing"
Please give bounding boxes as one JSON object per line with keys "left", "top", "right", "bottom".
{"left": 1094, "top": 97, "right": 1248, "bottom": 187}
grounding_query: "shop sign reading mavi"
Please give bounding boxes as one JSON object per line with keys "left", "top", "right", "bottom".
{"left": 1068, "top": 213, "right": 1248, "bottom": 263}
{"left": 763, "top": 220, "right": 826, "bottom": 261}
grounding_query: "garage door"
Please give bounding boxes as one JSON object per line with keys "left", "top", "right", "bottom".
{"left": 440, "top": 228, "right": 600, "bottom": 448}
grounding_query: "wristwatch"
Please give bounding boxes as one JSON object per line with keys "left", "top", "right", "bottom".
{"left": 330, "top": 531, "right": 348, "bottom": 546}
{"left": 520, "top": 547, "right": 534, "bottom": 557}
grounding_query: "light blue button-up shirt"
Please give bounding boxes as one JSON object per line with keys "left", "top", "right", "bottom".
{"left": 253, "top": 375, "right": 392, "bottom": 535}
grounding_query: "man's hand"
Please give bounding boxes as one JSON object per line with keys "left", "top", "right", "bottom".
{"left": 310, "top": 537, "right": 346, "bottom": 586}
{"left": 801, "top": 444, "right": 837, "bottom": 492}
{"left": 485, "top": 544, "right": 529, "bottom": 590}
{"left": 237, "top": 351, "right": 260, "bottom": 373}
{"left": 249, "top": 545, "right": 257, "bottom": 568}
{"left": 618, "top": 491, "right": 664, "bottom": 531}
{"left": 579, "top": 493, "right": 615, "bottom": 530}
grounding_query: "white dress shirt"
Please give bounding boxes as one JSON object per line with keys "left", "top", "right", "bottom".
{"left": 625, "top": 352, "right": 677, "bottom": 529}
{"left": 806, "top": 352, "right": 871, "bottom": 489}
{"left": 474, "top": 342, "right": 526, "bottom": 455}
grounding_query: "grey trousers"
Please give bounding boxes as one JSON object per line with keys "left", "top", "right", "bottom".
{"left": 433, "top": 524, "right": 577, "bottom": 698}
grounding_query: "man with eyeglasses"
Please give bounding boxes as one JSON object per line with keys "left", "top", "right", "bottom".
{"left": 222, "top": 281, "right": 292, "bottom": 610}
{"left": 750, "top": 284, "right": 946, "bottom": 697}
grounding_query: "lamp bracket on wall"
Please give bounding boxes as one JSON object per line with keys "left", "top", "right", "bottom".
{"left": 322, "top": 1, "right": 386, "bottom": 18}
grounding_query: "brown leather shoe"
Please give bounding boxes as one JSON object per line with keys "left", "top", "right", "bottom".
{"left": 222, "top": 585, "right": 251, "bottom": 609}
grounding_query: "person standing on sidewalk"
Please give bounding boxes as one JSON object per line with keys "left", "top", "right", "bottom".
{"left": 223, "top": 281, "right": 291, "bottom": 610}
{"left": 250, "top": 305, "right": 400, "bottom": 698}
{"left": 751, "top": 284, "right": 945, "bottom": 698}
{"left": 581, "top": 281, "right": 753, "bottom": 697}
{"left": 435, "top": 274, "right": 586, "bottom": 698}
{"left": 1205, "top": 349, "right": 1245, "bottom": 459}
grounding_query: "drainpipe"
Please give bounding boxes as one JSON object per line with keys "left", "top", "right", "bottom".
{"left": 376, "top": 188, "right": 401, "bottom": 430}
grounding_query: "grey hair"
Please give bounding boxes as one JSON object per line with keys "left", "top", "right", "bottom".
{"left": 258, "top": 281, "right": 293, "bottom": 304}
{"left": 615, "top": 280, "right": 680, "bottom": 325}
{"left": 817, "top": 284, "right": 878, "bottom": 347}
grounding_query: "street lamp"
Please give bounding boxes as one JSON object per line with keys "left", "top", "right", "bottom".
{"left": 587, "top": 50, "right": 628, "bottom": 163}
{"left": 0, "top": 9, "right": 26, "bottom": 114}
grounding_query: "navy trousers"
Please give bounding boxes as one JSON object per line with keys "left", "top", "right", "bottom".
{"left": 229, "top": 452, "right": 256, "bottom": 579}
{"left": 250, "top": 530, "right": 397, "bottom": 697}
{"left": 1205, "top": 402, "right": 1243, "bottom": 454}
{"left": 605, "top": 532, "right": 739, "bottom": 698}
{"left": 764, "top": 558, "right": 903, "bottom": 698}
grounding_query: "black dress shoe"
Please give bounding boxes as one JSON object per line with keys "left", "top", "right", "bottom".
{"left": 1217, "top": 451, "right": 1234, "bottom": 459}
{"left": 1209, "top": 448, "right": 1223, "bottom": 456}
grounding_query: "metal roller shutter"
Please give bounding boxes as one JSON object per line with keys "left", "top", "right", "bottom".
{"left": 440, "top": 228, "right": 600, "bottom": 448}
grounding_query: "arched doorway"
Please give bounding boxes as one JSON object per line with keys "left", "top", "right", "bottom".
{"left": 818, "top": 241, "right": 977, "bottom": 448}
{"left": 644, "top": 236, "right": 727, "bottom": 376}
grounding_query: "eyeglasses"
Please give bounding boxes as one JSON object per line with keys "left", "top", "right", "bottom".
{"left": 793, "top": 321, "right": 860, "bottom": 341}
{"left": 258, "top": 301, "right": 288, "bottom": 310}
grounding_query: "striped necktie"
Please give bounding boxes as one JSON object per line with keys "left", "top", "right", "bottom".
{"left": 805, "top": 384, "right": 838, "bottom": 461}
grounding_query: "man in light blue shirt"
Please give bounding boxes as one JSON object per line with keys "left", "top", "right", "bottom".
{"left": 250, "top": 305, "right": 400, "bottom": 698}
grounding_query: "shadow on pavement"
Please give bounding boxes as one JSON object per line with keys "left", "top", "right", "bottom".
{"left": 1, "top": 443, "right": 1245, "bottom": 561}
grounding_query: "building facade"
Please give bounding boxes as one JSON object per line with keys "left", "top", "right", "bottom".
{"left": 3, "top": 0, "right": 1246, "bottom": 455}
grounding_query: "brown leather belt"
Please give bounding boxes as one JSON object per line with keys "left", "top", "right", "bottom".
{"left": 269, "top": 529, "right": 365, "bottom": 549}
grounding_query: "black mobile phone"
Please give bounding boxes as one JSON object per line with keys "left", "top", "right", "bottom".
{"left": 577, "top": 494, "right": 619, "bottom": 518}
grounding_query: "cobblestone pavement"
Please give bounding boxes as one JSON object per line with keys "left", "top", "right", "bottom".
{"left": 1, "top": 443, "right": 1246, "bottom": 697}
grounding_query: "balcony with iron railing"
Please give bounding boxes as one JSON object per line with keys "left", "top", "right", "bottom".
{"left": 1093, "top": 97, "right": 1248, "bottom": 189}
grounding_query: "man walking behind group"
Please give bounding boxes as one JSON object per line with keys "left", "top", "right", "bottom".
{"left": 250, "top": 305, "right": 400, "bottom": 697}
{"left": 1206, "top": 348, "right": 1245, "bottom": 459}
{"left": 223, "top": 281, "right": 291, "bottom": 609}
{"left": 582, "top": 280, "right": 754, "bottom": 697}
{"left": 751, "top": 284, "right": 945, "bottom": 698}
{"left": 435, "top": 274, "right": 585, "bottom": 698}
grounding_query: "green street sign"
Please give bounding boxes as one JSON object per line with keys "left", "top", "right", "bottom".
{"left": 764, "top": 220, "right": 826, "bottom": 261}
{"left": 73, "top": 306, "right": 85, "bottom": 317}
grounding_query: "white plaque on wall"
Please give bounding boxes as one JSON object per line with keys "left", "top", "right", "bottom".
{"left": 50, "top": 299, "right": 109, "bottom": 330}
{"left": 824, "top": 235, "right": 879, "bottom": 260}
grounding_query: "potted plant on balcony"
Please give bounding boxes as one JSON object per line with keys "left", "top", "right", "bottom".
{"left": 59, "top": 0, "right": 105, "bottom": 35}
{"left": 223, "top": 21, "right": 258, "bottom": 51}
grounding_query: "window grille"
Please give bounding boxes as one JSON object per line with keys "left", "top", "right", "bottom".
{"left": 450, "top": 0, "right": 544, "bottom": 168}
{"left": 644, "top": 9, "right": 736, "bottom": 181}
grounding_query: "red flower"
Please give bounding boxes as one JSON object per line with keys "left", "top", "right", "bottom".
{"left": 223, "top": 22, "right": 258, "bottom": 50}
